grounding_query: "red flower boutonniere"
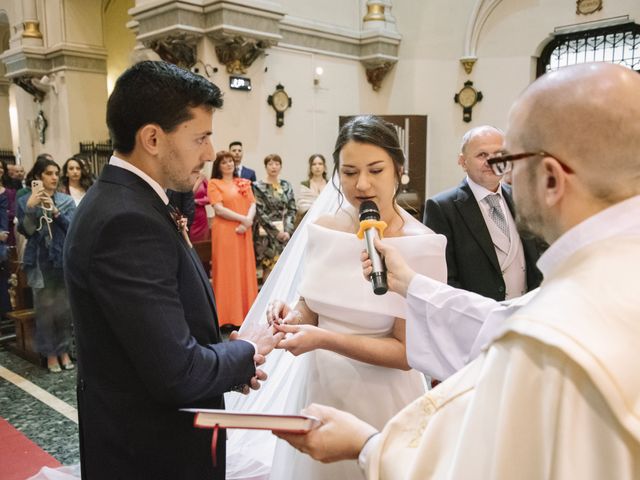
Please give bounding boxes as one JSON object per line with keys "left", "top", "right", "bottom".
{"left": 169, "top": 206, "right": 193, "bottom": 248}
{"left": 235, "top": 178, "right": 252, "bottom": 197}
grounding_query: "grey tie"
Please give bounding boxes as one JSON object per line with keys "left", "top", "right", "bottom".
{"left": 484, "top": 194, "right": 510, "bottom": 240}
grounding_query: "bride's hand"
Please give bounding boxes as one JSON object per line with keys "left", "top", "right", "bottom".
{"left": 273, "top": 324, "right": 326, "bottom": 356}
{"left": 266, "top": 300, "right": 290, "bottom": 325}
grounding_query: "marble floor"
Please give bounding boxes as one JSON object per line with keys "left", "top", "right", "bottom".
{"left": 0, "top": 345, "right": 80, "bottom": 467}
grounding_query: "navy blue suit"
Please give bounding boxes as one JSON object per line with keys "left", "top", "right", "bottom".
{"left": 424, "top": 179, "right": 543, "bottom": 301}
{"left": 64, "top": 165, "right": 255, "bottom": 479}
{"left": 238, "top": 165, "right": 256, "bottom": 182}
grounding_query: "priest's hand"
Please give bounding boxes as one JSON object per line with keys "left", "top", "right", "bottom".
{"left": 361, "top": 239, "right": 416, "bottom": 297}
{"left": 275, "top": 404, "right": 378, "bottom": 463}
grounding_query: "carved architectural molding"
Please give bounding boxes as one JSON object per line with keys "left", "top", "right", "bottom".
{"left": 128, "top": 0, "right": 402, "bottom": 90}
{"left": 0, "top": 45, "right": 107, "bottom": 78}
{"left": 12, "top": 75, "right": 47, "bottom": 102}
{"left": 148, "top": 34, "right": 198, "bottom": 69}
{"left": 214, "top": 36, "right": 271, "bottom": 74}
{"left": 461, "top": 0, "right": 504, "bottom": 73}
{"left": 363, "top": 60, "right": 395, "bottom": 91}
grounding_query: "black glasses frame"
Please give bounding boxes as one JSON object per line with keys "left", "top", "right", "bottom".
{"left": 487, "top": 151, "right": 574, "bottom": 176}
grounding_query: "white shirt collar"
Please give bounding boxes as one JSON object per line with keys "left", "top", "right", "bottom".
{"left": 109, "top": 155, "right": 169, "bottom": 205}
{"left": 538, "top": 195, "right": 640, "bottom": 278}
{"left": 466, "top": 175, "right": 502, "bottom": 203}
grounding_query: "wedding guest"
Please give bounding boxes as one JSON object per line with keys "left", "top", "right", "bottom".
{"left": 189, "top": 171, "right": 210, "bottom": 242}
{"left": 0, "top": 161, "right": 11, "bottom": 318}
{"left": 17, "top": 157, "right": 76, "bottom": 373}
{"left": 296, "top": 154, "right": 328, "bottom": 224}
{"left": 252, "top": 154, "right": 296, "bottom": 281}
{"left": 208, "top": 150, "right": 258, "bottom": 328}
{"left": 60, "top": 156, "right": 94, "bottom": 205}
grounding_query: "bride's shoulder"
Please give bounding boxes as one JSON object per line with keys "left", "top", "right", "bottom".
{"left": 314, "top": 209, "right": 357, "bottom": 233}
{"left": 399, "top": 208, "right": 435, "bottom": 236}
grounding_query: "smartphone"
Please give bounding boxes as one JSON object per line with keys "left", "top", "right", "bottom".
{"left": 31, "top": 180, "right": 43, "bottom": 192}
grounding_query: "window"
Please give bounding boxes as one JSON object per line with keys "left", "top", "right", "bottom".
{"left": 537, "top": 22, "right": 640, "bottom": 76}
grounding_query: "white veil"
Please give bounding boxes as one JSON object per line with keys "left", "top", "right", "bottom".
{"left": 224, "top": 176, "right": 343, "bottom": 480}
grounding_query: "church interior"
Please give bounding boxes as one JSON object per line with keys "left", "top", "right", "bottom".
{"left": 0, "top": 0, "right": 638, "bottom": 478}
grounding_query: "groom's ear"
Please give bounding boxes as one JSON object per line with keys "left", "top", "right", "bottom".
{"left": 137, "top": 124, "right": 163, "bottom": 156}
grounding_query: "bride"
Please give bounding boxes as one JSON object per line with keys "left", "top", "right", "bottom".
{"left": 225, "top": 115, "right": 447, "bottom": 480}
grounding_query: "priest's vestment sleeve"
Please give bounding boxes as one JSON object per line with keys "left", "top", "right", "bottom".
{"left": 367, "top": 334, "right": 640, "bottom": 479}
{"left": 404, "top": 273, "right": 537, "bottom": 380}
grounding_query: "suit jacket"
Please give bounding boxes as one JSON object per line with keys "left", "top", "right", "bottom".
{"left": 64, "top": 165, "right": 256, "bottom": 480}
{"left": 166, "top": 188, "right": 196, "bottom": 229}
{"left": 423, "top": 179, "right": 543, "bottom": 301}
{"left": 238, "top": 165, "right": 256, "bottom": 182}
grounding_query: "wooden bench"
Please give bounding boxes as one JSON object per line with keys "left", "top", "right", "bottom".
{"left": 6, "top": 309, "right": 41, "bottom": 365}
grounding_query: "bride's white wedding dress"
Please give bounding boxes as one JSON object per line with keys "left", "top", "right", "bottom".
{"left": 224, "top": 197, "right": 447, "bottom": 480}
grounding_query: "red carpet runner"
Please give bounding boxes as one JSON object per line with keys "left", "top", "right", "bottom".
{"left": 0, "top": 416, "right": 61, "bottom": 480}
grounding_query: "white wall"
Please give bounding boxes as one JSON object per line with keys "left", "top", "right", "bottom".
{"left": 387, "top": 0, "right": 640, "bottom": 196}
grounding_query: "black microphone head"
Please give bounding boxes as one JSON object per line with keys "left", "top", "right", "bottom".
{"left": 359, "top": 200, "right": 380, "bottom": 222}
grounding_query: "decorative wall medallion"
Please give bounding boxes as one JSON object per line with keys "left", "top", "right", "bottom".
{"left": 267, "top": 84, "right": 291, "bottom": 127}
{"left": 454, "top": 80, "right": 483, "bottom": 123}
{"left": 576, "top": 0, "right": 603, "bottom": 15}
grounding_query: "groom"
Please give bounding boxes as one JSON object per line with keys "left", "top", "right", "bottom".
{"left": 64, "top": 61, "right": 282, "bottom": 479}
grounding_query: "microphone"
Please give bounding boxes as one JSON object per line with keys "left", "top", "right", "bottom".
{"left": 358, "top": 200, "right": 388, "bottom": 295}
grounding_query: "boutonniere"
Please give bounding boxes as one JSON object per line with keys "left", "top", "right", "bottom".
{"left": 235, "top": 178, "right": 251, "bottom": 197}
{"left": 169, "top": 206, "right": 193, "bottom": 248}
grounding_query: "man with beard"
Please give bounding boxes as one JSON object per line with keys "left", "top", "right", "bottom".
{"left": 64, "top": 61, "right": 283, "bottom": 480}
{"left": 276, "top": 62, "right": 640, "bottom": 479}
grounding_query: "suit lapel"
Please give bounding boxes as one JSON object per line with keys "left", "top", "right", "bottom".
{"left": 152, "top": 201, "right": 217, "bottom": 313}
{"left": 454, "top": 180, "right": 501, "bottom": 273}
{"left": 100, "top": 167, "right": 218, "bottom": 315}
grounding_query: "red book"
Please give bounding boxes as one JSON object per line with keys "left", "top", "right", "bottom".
{"left": 181, "top": 408, "right": 320, "bottom": 433}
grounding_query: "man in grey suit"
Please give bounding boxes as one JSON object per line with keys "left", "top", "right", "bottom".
{"left": 423, "top": 126, "right": 542, "bottom": 301}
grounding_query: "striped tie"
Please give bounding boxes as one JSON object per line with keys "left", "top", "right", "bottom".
{"left": 484, "top": 194, "right": 510, "bottom": 240}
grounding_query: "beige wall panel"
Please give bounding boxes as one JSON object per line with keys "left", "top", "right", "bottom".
{"left": 0, "top": 93, "right": 11, "bottom": 148}
{"left": 64, "top": 0, "right": 103, "bottom": 47}
{"left": 280, "top": 0, "right": 362, "bottom": 30}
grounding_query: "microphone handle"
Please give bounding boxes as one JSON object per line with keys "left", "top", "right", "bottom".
{"left": 364, "top": 228, "right": 388, "bottom": 295}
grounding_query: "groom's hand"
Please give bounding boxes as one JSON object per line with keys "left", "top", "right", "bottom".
{"left": 232, "top": 324, "right": 284, "bottom": 356}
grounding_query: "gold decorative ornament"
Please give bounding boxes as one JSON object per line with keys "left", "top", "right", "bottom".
{"left": 363, "top": 4, "right": 386, "bottom": 22}
{"left": 576, "top": 0, "right": 603, "bottom": 15}
{"left": 267, "top": 84, "right": 292, "bottom": 127}
{"left": 214, "top": 36, "right": 271, "bottom": 75}
{"left": 364, "top": 61, "right": 395, "bottom": 92}
{"left": 454, "top": 80, "right": 483, "bottom": 123}
{"left": 22, "top": 21, "right": 43, "bottom": 39}
{"left": 460, "top": 57, "right": 477, "bottom": 74}
{"left": 148, "top": 34, "right": 197, "bottom": 70}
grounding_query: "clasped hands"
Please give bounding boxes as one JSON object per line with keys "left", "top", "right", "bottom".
{"left": 266, "top": 300, "right": 325, "bottom": 356}
{"left": 235, "top": 215, "right": 253, "bottom": 234}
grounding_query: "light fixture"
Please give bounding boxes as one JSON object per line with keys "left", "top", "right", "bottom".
{"left": 313, "top": 66, "right": 323, "bottom": 86}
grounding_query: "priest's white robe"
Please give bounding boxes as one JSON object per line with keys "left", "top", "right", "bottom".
{"left": 365, "top": 195, "right": 640, "bottom": 479}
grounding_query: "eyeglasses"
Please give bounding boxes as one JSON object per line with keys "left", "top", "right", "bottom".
{"left": 486, "top": 151, "right": 574, "bottom": 176}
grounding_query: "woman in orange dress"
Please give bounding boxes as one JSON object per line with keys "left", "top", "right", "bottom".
{"left": 208, "top": 150, "right": 258, "bottom": 329}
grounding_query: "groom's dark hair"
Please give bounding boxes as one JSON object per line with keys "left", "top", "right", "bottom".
{"left": 107, "top": 60, "right": 223, "bottom": 154}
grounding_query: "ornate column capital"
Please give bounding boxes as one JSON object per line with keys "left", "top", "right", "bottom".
{"left": 214, "top": 36, "right": 272, "bottom": 74}
{"left": 147, "top": 34, "right": 199, "bottom": 69}
{"left": 363, "top": 59, "right": 395, "bottom": 92}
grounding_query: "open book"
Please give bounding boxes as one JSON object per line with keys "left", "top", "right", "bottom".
{"left": 181, "top": 408, "right": 320, "bottom": 433}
